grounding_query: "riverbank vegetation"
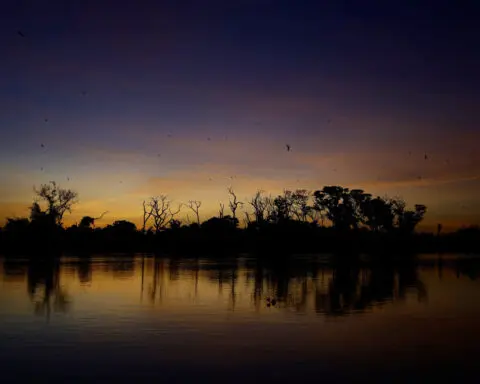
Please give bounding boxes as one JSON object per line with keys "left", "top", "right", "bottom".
{"left": 0, "top": 181, "right": 478, "bottom": 256}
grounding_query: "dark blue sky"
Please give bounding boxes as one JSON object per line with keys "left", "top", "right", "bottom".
{"left": 1, "top": 0, "right": 479, "bottom": 229}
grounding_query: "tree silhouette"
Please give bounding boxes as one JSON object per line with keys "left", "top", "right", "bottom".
{"left": 270, "top": 190, "right": 297, "bottom": 223}
{"left": 4, "top": 217, "right": 30, "bottom": 233}
{"left": 33, "top": 181, "right": 78, "bottom": 226}
{"left": 248, "top": 190, "right": 269, "bottom": 224}
{"left": 79, "top": 216, "right": 95, "bottom": 229}
{"left": 187, "top": 200, "right": 202, "bottom": 225}
{"left": 227, "top": 187, "right": 243, "bottom": 221}
{"left": 202, "top": 215, "right": 239, "bottom": 232}
{"left": 79, "top": 211, "right": 108, "bottom": 229}
{"left": 291, "top": 189, "right": 312, "bottom": 222}
{"left": 142, "top": 200, "right": 154, "bottom": 233}
{"left": 313, "top": 186, "right": 351, "bottom": 230}
{"left": 219, "top": 203, "right": 225, "bottom": 218}
{"left": 142, "top": 196, "right": 182, "bottom": 233}
{"left": 389, "top": 198, "right": 427, "bottom": 234}
{"left": 169, "top": 219, "right": 182, "bottom": 230}
{"left": 361, "top": 196, "right": 394, "bottom": 232}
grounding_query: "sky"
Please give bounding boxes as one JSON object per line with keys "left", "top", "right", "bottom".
{"left": 0, "top": 0, "right": 479, "bottom": 231}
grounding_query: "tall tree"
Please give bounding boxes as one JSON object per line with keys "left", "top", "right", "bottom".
{"left": 313, "top": 186, "right": 351, "bottom": 230}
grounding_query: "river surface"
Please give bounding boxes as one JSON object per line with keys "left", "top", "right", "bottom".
{"left": 1, "top": 254, "right": 480, "bottom": 383}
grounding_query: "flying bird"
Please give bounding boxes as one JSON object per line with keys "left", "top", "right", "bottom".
{"left": 40, "top": 143, "right": 45, "bottom": 148}
{"left": 44, "top": 118, "right": 48, "bottom": 123}
{"left": 207, "top": 137, "right": 211, "bottom": 141}
{"left": 17, "top": 30, "right": 25, "bottom": 37}
{"left": 285, "top": 144, "right": 291, "bottom": 152}
{"left": 424, "top": 153, "right": 428, "bottom": 160}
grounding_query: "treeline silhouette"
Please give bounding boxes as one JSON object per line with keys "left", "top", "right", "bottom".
{"left": 0, "top": 181, "right": 478, "bottom": 256}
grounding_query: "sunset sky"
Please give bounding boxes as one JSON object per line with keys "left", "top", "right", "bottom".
{"left": 1, "top": 1, "right": 479, "bottom": 231}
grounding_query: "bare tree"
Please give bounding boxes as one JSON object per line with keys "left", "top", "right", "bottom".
{"left": 219, "top": 203, "right": 225, "bottom": 218}
{"left": 249, "top": 190, "right": 269, "bottom": 223}
{"left": 227, "top": 187, "right": 243, "bottom": 220}
{"left": 168, "top": 203, "right": 182, "bottom": 226}
{"left": 142, "top": 200, "right": 154, "bottom": 232}
{"left": 143, "top": 196, "right": 175, "bottom": 233}
{"left": 264, "top": 195, "right": 276, "bottom": 222}
{"left": 33, "top": 181, "right": 78, "bottom": 226}
{"left": 187, "top": 200, "right": 202, "bottom": 224}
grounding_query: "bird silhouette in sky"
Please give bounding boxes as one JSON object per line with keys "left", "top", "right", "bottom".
{"left": 17, "top": 30, "right": 25, "bottom": 37}
{"left": 40, "top": 167, "right": 44, "bottom": 171}
{"left": 285, "top": 144, "right": 291, "bottom": 152}
{"left": 67, "top": 177, "right": 70, "bottom": 181}
{"left": 207, "top": 137, "right": 211, "bottom": 141}
{"left": 40, "top": 143, "right": 45, "bottom": 148}
{"left": 424, "top": 153, "right": 428, "bottom": 160}
{"left": 44, "top": 118, "right": 48, "bottom": 123}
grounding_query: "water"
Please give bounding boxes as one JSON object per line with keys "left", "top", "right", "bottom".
{"left": 1, "top": 254, "right": 480, "bottom": 383}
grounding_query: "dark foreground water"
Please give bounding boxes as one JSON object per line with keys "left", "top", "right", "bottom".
{"left": 1, "top": 254, "right": 480, "bottom": 383}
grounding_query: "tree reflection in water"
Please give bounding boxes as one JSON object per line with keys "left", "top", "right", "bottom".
{"left": 4, "top": 254, "right": 480, "bottom": 318}
{"left": 27, "top": 259, "right": 70, "bottom": 319}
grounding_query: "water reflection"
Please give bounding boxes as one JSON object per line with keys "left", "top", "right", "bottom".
{"left": 4, "top": 254, "right": 479, "bottom": 318}
{"left": 27, "top": 260, "right": 70, "bottom": 317}
{"left": 1, "top": 254, "right": 480, "bottom": 382}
